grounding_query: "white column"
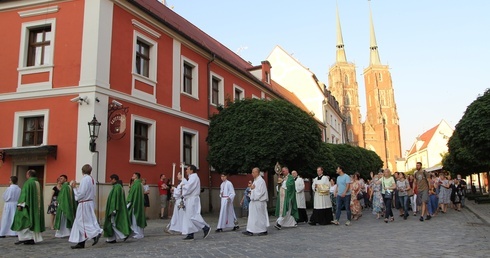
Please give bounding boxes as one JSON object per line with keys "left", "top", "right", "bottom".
{"left": 172, "top": 39, "right": 181, "bottom": 110}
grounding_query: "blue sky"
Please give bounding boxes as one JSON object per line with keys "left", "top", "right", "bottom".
{"left": 167, "top": 0, "right": 490, "bottom": 153}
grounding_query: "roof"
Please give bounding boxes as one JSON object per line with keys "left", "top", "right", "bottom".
{"left": 128, "top": 0, "right": 273, "bottom": 92}
{"left": 407, "top": 124, "right": 438, "bottom": 156}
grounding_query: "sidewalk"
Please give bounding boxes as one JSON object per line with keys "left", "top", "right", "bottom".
{"left": 463, "top": 199, "right": 490, "bottom": 225}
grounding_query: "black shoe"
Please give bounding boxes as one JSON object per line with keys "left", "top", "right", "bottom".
{"left": 71, "top": 242, "right": 85, "bottom": 249}
{"left": 242, "top": 231, "right": 253, "bottom": 236}
{"left": 0, "top": 236, "right": 6, "bottom": 238}
{"left": 232, "top": 226, "right": 239, "bottom": 231}
{"left": 215, "top": 228, "right": 223, "bottom": 233}
{"left": 274, "top": 223, "right": 282, "bottom": 230}
{"left": 403, "top": 215, "right": 408, "bottom": 220}
{"left": 308, "top": 222, "right": 316, "bottom": 226}
{"left": 419, "top": 216, "right": 424, "bottom": 222}
{"left": 23, "top": 239, "right": 35, "bottom": 245}
{"left": 183, "top": 235, "right": 194, "bottom": 240}
{"left": 426, "top": 215, "right": 432, "bottom": 220}
{"left": 203, "top": 226, "right": 211, "bottom": 239}
{"left": 92, "top": 233, "right": 101, "bottom": 246}
{"left": 123, "top": 235, "right": 129, "bottom": 242}
{"left": 14, "top": 240, "right": 26, "bottom": 245}
{"left": 257, "top": 231, "right": 268, "bottom": 236}
{"left": 106, "top": 240, "right": 117, "bottom": 244}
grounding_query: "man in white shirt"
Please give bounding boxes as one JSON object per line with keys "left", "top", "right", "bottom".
{"left": 292, "top": 171, "right": 307, "bottom": 223}
{"left": 242, "top": 167, "right": 269, "bottom": 236}
{"left": 216, "top": 173, "right": 239, "bottom": 232}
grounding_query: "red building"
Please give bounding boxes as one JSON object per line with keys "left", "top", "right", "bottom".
{"left": 0, "top": 0, "right": 316, "bottom": 222}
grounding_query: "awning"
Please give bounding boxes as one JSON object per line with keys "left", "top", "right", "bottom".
{"left": 426, "top": 165, "right": 443, "bottom": 172}
{"left": 1, "top": 145, "right": 57, "bottom": 160}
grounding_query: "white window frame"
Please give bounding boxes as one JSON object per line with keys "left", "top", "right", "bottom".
{"left": 130, "top": 115, "right": 156, "bottom": 165}
{"left": 132, "top": 31, "right": 158, "bottom": 102}
{"left": 17, "top": 18, "right": 56, "bottom": 92}
{"left": 181, "top": 56, "right": 199, "bottom": 99}
{"left": 209, "top": 72, "right": 224, "bottom": 106}
{"left": 233, "top": 84, "right": 245, "bottom": 101}
{"left": 13, "top": 110, "right": 49, "bottom": 147}
{"left": 251, "top": 94, "right": 259, "bottom": 100}
{"left": 180, "top": 127, "right": 199, "bottom": 168}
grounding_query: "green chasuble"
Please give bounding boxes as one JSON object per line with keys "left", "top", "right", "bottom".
{"left": 11, "top": 177, "right": 45, "bottom": 232}
{"left": 104, "top": 183, "right": 131, "bottom": 237}
{"left": 275, "top": 174, "right": 299, "bottom": 220}
{"left": 54, "top": 182, "right": 76, "bottom": 230}
{"left": 127, "top": 179, "right": 147, "bottom": 228}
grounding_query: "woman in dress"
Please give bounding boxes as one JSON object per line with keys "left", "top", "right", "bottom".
{"left": 370, "top": 173, "right": 384, "bottom": 219}
{"left": 239, "top": 180, "right": 252, "bottom": 217}
{"left": 47, "top": 177, "right": 62, "bottom": 230}
{"left": 438, "top": 173, "right": 450, "bottom": 213}
{"left": 381, "top": 169, "right": 396, "bottom": 223}
{"left": 329, "top": 178, "right": 337, "bottom": 216}
{"left": 350, "top": 173, "right": 363, "bottom": 221}
{"left": 142, "top": 178, "right": 150, "bottom": 217}
{"left": 451, "top": 179, "right": 463, "bottom": 211}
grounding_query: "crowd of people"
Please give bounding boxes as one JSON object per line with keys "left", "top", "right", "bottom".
{"left": 0, "top": 162, "right": 470, "bottom": 248}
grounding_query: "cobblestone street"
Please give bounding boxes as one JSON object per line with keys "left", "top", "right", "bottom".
{"left": 1, "top": 202, "right": 489, "bottom": 258}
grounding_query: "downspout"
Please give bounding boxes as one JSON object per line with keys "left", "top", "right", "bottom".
{"left": 207, "top": 53, "right": 216, "bottom": 212}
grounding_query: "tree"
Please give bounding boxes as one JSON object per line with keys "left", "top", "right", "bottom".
{"left": 443, "top": 131, "right": 489, "bottom": 177}
{"left": 207, "top": 99, "right": 322, "bottom": 175}
{"left": 328, "top": 144, "right": 383, "bottom": 179}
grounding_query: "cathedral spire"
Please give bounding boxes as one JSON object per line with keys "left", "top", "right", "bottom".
{"left": 368, "top": 1, "right": 381, "bottom": 65}
{"left": 335, "top": 3, "right": 347, "bottom": 63}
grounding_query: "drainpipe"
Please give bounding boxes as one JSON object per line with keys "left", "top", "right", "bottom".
{"left": 207, "top": 53, "right": 216, "bottom": 212}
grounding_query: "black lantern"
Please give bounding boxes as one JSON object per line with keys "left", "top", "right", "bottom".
{"left": 88, "top": 115, "right": 101, "bottom": 152}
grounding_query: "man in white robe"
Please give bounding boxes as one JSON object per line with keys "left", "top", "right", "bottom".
{"left": 309, "top": 167, "right": 333, "bottom": 225}
{"left": 166, "top": 172, "right": 186, "bottom": 234}
{"left": 242, "top": 167, "right": 269, "bottom": 236}
{"left": 216, "top": 173, "right": 239, "bottom": 232}
{"left": 0, "top": 176, "right": 21, "bottom": 237}
{"left": 292, "top": 171, "right": 307, "bottom": 223}
{"left": 69, "top": 164, "right": 103, "bottom": 249}
{"left": 181, "top": 165, "right": 211, "bottom": 240}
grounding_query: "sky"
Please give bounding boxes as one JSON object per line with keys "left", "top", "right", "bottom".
{"left": 166, "top": 0, "right": 490, "bottom": 154}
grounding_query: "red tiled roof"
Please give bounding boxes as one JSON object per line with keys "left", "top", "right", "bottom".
{"left": 129, "top": 0, "right": 266, "bottom": 87}
{"left": 408, "top": 124, "right": 438, "bottom": 155}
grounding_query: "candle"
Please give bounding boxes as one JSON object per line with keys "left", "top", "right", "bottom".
{"left": 172, "top": 163, "right": 176, "bottom": 185}
{"left": 181, "top": 162, "right": 185, "bottom": 177}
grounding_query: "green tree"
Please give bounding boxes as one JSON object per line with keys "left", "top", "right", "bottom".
{"left": 310, "top": 142, "right": 336, "bottom": 178}
{"left": 207, "top": 99, "right": 322, "bottom": 175}
{"left": 443, "top": 131, "right": 489, "bottom": 177}
{"left": 328, "top": 144, "right": 383, "bottom": 179}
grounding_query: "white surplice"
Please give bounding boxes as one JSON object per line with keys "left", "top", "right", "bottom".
{"left": 69, "top": 174, "right": 102, "bottom": 243}
{"left": 312, "top": 176, "right": 332, "bottom": 209}
{"left": 55, "top": 215, "right": 71, "bottom": 238}
{"left": 0, "top": 184, "right": 21, "bottom": 236}
{"left": 168, "top": 179, "right": 187, "bottom": 233}
{"left": 180, "top": 173, "right": 209, "bottom": 235}
{"left": 217, "top": 180, "right": 237, "bottom": 230}
{"left": 295, "top": 177, "right": 306, "bottom": 209}
{"left": 246, "top": 176, "right": 269, "bottom": 233}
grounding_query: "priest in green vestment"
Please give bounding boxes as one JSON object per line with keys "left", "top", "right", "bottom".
{"left": 274, "top": 167, "right": 298, "bottom": 229}
{"left": 11, "top": 169, "right": 45, "bottom": 245}
{"left": 104, "top": 174, "right": 131, "bottom": 243}
{"left": 54, "top": 175, "right": 76, "bottom": 238}
{"left": 127, "top": 172, "right": 146, "bottom": 239}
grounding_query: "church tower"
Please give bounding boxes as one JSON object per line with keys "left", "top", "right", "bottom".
{"left": 328, "top": 6, "right": 364, "bottom": 146}
{"left": 363, "top": 4, "right": 402, "bottom": 169}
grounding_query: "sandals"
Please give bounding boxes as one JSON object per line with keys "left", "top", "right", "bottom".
{"left": 384, "top": 218, "right": 389, "bottom": 223}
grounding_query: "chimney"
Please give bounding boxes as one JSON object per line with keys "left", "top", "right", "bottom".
{"left": 261, "top": 61, "right": 271, "bottom": 84}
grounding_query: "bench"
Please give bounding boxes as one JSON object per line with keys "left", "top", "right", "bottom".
{"left": 474, "top": 196, "right": 490, "bottom": 204}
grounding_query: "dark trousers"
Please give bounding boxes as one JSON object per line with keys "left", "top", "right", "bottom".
{"left": 383, "top": 194, "right": 393, "bottom": 219}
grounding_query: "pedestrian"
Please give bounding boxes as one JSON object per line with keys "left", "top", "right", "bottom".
{"left": 414, "top": 162, "right": 431, "bottom": 222}
{"left": 103, "top": 174, "right": 131, "bottom": 243}
{"left": 292, "top": 170, "right": 307, "bottom": 223}
{"left": 242, "top": 167, "right": 269, "bottom": 236}
{"left": 428, "top": 174, "right": 438, "bottom": 217}
{"left": 329, "top": 178, "right": 337, "bottom": 216}
{"left": 408, "top": 174, "right": 417, "bottom": 216}
{"left": 142, "top": 178, "right": 150, "bottom": 218}
{"left": 350, "top": 173, "right": 363, "bottom": 221}
{"left": 158, "top": 174, "right": 168, "bottom": 219}
{"left": 181, "top": 165, "right": 211, "bottom": 240}
{"left": 127, "top": 172, "right": 146, "bottom": 239}
{"left": 381, "top": 169, "right": 396, "bottom": 223}
{"left": 332, "top": 166, "right": 352, "bottom": 226}
{"left": 47, "top": 177, "right": 62, "bottom": 230}
{"left": 54, "top": 175, "right": 76, "bottom": 238}
{"left": 309, "top": 167, "right": 333, "bottom": 225}
{"left": 370, "top": 173, "right": 384, "bottom": 219}
{"left": 274, "top": 167, "right": 298, "bottom": 230}
{"left": 396, "top": 172, "right": 410, "bottom": 220}
{"left": 69, "top": 164, "right": 102, "bottom": 249}
{"left": 239, "top": 180, "right": 252, "bottom": 216}
{"left": 457, "top": 174, "right": 467, "bottom": 207}
{"left": 167, "top": 172, "right": 187, "bottom": 234}
{"left": 451, "top": 179, "right": 463, "bottom": 212}
{"left": 438, "top": 172, "right": 450, "bottom": 214}
{"left": 11, "top": 170, "right": 45, "bottom": 245}
{"left": 216, "top": 173, "right": 239, "bottom": 232}
{"left": 0, "top": 176, "right": 21, "bottom": 238}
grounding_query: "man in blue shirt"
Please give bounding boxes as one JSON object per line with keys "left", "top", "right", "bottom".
{"left": 332, "top": 166, "right": 352, "bottom": 226}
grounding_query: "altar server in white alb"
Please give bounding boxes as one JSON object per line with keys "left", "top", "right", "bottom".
{"left": 181, "top": 165, "right": 211, "bottom": 240}
{"left": 292, "top": 171, "right": 308, "bottom": 223}
{"left": 216, "top": 173, "right": 239, "bottom": 232}
{"left": 0, "top": 176, "right": 21, "bottom": 238}
{"left": 69, "top": 164, "right": 103, "bottom": 249}
{"left": 166, "top": 172, "right": 187, "bottom": 234}
{"left": 309, "top": 167, "right": 333, "bottom": 225}
{"left": 242, "top": 167, "right": 269, "bottom": 236}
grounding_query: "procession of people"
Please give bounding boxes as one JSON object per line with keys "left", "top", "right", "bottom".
{"left": 0, "top": 162, "right": 469, "bottom": 249}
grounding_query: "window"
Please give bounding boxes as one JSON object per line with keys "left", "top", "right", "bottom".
{"left": 344, "top": 94, "right": 351, "bottom": 105}
{"left": 27, "top": 26, "right": 52, "bottom": 67}
{"left": 135, "top": 40, "right": 150, "bottom": 77}
{"left": 378, "top": 73, "right": 383, "bottom": 82}
{"left": 133, "top": 122, "right": 148, "bottom": 161}
{"left": 265, "top": 71, "right": 270, "bottom": 83}
{"left": 210, "top": 73, "right": 224, "bottom": 106}
{"left": 22, "top": 116, "right": 44, "bottom": 146}
{"left": 233, "top": 85, "right": 244, "bottom": 101}
{"left": 346, "top": 114, "right": 352, "bottom": 125}
{"left": 344, "top": 75, "right": 349, "bottom": 85}
{"left": 181, "top": 56, "right": 199, "bottom": 98}
{"left": 348, "top": 130, "right": 354, "bottom": 142}
{"left": 181, "top": 127, "right": 199, "bottom": 167}
{"left": 130, "top": 115, "right": 156, "bottom": 164}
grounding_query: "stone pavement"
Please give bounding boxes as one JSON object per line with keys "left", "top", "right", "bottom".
{"left": 1, "top": 205, "right": 490, "bottom": 258}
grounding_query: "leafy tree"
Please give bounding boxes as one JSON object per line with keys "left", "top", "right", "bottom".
{"left": 328, "top": 144, "right": 383, "bottom": 179}
{"left": 310, "top": 142, "right": 336, "bottom": 178}
{"left": 207, "top": 99, "right": 322, "bottom": 175}
{"left": 443, "top": 131, "right": 489, "bottom": 177}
